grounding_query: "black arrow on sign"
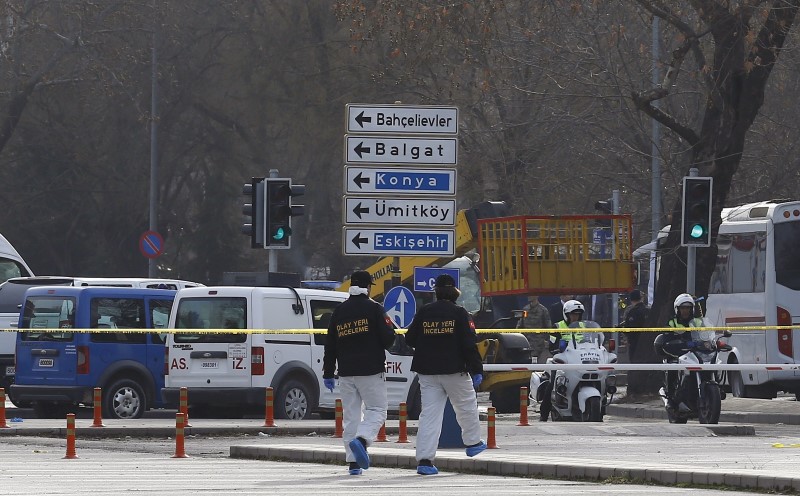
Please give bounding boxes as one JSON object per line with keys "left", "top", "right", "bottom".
{"left": 351, "top": 233, "right": 368, "bottom": 249}
{"left": 352, "top": 202, "right": 370, "bottom": 219}
{"left": 353, "top": 172, "right": 371, "bottom": 189}
{"left": 354, "top": 142, "right": 371, "bottom": 158}
{"left": 355, "top": 111, "right": 372, "bottom": 128}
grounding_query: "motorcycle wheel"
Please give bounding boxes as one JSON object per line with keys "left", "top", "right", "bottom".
{"left": 586, "top": 396, "right": 602, "bottom": 422}
{"left": 697, "top": 383, "right": 722, "bottom": 424}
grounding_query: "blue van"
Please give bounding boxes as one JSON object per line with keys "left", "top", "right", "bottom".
{"left": 11, "top": 286, "right": 175, "bottom": 419}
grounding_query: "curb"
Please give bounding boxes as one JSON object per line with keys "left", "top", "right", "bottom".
{"left": 0, "top": 425, "right": 417, "bottom": 438}
{"left": 230, "top": 443, "right": 800, "bottom": 492}
{"left": 607, "top": 404, "right": 800, "bottom": 425}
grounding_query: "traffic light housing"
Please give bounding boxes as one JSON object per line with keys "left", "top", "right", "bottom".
{"left": 264, "top": 178, "right": 305, "bottom": 249}
{"left": 681, "top": 176, "right": 713, "bottom": 247}
{"left": 594, "top": 199, "right": 613, "bottom": 227}
{"left": 242, "top": 177, "right": 265, "bottom": 248}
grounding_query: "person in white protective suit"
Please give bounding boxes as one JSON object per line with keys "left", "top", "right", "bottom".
{"left": 405, "top": 274, "right": 487, "bottom": 475}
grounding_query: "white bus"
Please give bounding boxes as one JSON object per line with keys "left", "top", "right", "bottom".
{"left": 705, "top": 200, "right": 800, "bottom": 399}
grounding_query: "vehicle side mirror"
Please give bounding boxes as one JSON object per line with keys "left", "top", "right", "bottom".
{"left": 607, "top": 338, "right": 616, "bottom": 353}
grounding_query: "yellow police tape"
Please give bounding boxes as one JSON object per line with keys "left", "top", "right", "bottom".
{"left": 1, "top": 325, "right": 798, "bottom": 334}
{"left": 772, "top": 443, "right": 800, "bottom": 449}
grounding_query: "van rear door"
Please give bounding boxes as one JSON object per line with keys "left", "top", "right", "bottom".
{"left": 167, "top": 293, "right": 250, "bottom": 388}
{"left": 15, "top": 294, "right": 78, "bottom": 388}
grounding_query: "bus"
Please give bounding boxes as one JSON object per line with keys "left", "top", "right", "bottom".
{"left": 705, "top": 200, "right": 800, "bottom": 399}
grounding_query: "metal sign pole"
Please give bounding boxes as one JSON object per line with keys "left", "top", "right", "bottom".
{"left": 686, "top": 168, "right": 698, "bottom": 295}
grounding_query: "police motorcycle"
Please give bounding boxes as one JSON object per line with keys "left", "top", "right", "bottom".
{"left": 655, "top": 329, "right": 732, "bottom": 424}
{"left": 532, "top": 321, "right": 617, "bottom": 422}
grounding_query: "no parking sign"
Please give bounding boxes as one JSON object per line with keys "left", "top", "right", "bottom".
{"left": 139, "top": 230, "right": 164, "bottom": 259}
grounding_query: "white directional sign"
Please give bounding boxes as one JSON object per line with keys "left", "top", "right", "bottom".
{"left": 343, "top": 228, "right": 455, "bottom": 256}
{"left": 346, "top": 104, "right": 459, "bottom": 135}
{"left": 344, "top": 197, "right": 456, "bottom": 226}
{"left": 345, "top": 167, "right": 457, "bottom": 196}
{"left": 345, "top": 136, "right": 457, "bottom": 165}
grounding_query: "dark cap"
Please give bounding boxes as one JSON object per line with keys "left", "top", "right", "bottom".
{"left": 630, "top": 289, "right": 642, "bottom": 301}
{"left": 350, "top": 270, "right": 374, "bottom": 288}
{"left": 434, "top": 274, "right": 457, "bottom": 288}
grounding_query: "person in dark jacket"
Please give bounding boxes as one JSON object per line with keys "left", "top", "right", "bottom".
{"left": 405, "top": 274, "right": 486, "bottom": 475}
{"left": 323, "top": 270, "right": 396, "bottom": 476}
{"left": 620, "top": 289, "right": 649, "bottom": 361}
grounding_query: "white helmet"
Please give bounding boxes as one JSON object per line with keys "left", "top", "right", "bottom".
{"left": 673, "top": 293, "right": 695, "bottom": 316}
{"left": 562, "top": 299, "right": 585, "bottom": 321}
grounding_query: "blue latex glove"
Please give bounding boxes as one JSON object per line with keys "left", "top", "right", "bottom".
{"left": 323, "top": 378, "right": 335, "bottom": 392}
{"left": 558, "top": 339, "right": 568, "bottom": 352}
{"left": 472, "top": 373, "right": 483, "bottom": 389}
{"left": 686, "top": 340, "right": 696, "bottom": 348}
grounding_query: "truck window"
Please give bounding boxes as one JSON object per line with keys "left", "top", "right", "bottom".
{"left": 90, "top": 298, "right": 147, "bottom": 344}
{"left": 19, "top": 296, "right": 76, "bottom": 341}
{"left": 0, "top": 258, "right": 27, "bottom": 285}
{"left": 311, "top": 299, "right": 343, "bottom": 346}
{"left": 173, "top": 297, "right": 247, "bottom": 343}
{"left": 775, "top": 222, "right": 800, "bottom": 290}
{"left": 150, "top": 298, "right": 173, "bottom": 343}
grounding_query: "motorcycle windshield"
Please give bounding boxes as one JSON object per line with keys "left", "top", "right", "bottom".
{"left": 691, "top": 329, "right": 715, "bottom": 343}
{"left": 570, "top": 321, "right": 603, "bottom": 346}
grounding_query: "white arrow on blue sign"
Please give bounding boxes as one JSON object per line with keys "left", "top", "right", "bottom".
{"left": 342, "top": 228, "right": 455, "bottom": 257}
{"left": 344, "top": 166, "right": 456, "bottom": 196}
{"left": 413, "top": 267, "right": 460, "bottom": 293}
{"left": 345, "top": 136, "right": 457, "bottom": 165}
{"left": 344, "top": 197, "right": 456, "bottom": 226}
{"left": 383, "top": 286, "right": 417, "bottom": 328}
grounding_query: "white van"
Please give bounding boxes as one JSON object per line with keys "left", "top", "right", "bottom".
{"left": 0, "top": 233, "right": 33, "bottom": 284}
{"left": 162, "top": 286, "right": 418, "bottom": 420}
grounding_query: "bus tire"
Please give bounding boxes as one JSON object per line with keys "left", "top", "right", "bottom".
{"left": 729, "top": 359, "right": 746, "bottom": 398}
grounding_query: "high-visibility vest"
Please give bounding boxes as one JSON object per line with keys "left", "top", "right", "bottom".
{"left": 667, "top": 318, "right": 703, "bottom": 331}
{"left": 552, "top": 320, "right": 585, "bottom": 343}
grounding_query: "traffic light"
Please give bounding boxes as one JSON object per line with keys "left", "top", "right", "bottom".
{"left": 594, "top": 199, "right": 613, "bottom": 227}
{"left": 264, "top": 178, "right": 305, "bottom": 249}
{"left": 681, "top": 176, "right": 713, "bottom": 247}
{"left": 242, "top": 177, "right": 265, "bottom": 248}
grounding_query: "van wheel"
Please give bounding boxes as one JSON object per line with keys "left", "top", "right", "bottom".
{"left": 276, "top": 379, "right": 311, "bottom": 420}
{"left": 104, "top": 379, "right": 146, "bottom": 419}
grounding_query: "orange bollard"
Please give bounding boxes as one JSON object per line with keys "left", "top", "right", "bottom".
{"left": 179, "top": 387, "right": 192, "bottom": 427}
{"left": 334, "top": 398, "right": 343, "bottom": 438}
{"left": 63, "top": 413, "right": 78, "bottom": 459}
{"left": 0, "top": 388, "right": 9, "bottom": 428}
{"left": 517, "top": 386, "right": 530, "bottom": 426}
{"left": 396, "top": 402, "right": 409, "bottom": 443}
{"left": 376, "top": 422, "right": 388, "bottom": 442}
{"left": 264, "top": 387, "right": 275, "bottom": 427}
{"left": 487, "top": 406, "right": 498, "bottom": 449}
{"left": 91, "top": 387, "right": 105, "bottom": 428}
{"left": 172, "top": 412, "right": 189, "bottom": 458}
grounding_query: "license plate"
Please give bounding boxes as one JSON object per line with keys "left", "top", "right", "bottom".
{"left": 38, "top": 358, "right": 54, "bottom": 367}
{"left": 200, "top": 361, "right": 219, "bottom": 369}
{"left": 5, "top": 366, "right": 14, "bottom": 376}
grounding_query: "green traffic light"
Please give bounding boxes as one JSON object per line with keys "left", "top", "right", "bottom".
{"left": 690, "top": 224, "right": 705, "bottom": 238}
{"left": 272, "top": 227, "right": 285, "bottom": 241}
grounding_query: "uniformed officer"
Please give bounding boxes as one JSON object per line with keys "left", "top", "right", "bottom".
{"left": 322, "top": 270, "right": 396, "bottom": 476}
{"left": 405, "top": 274, "right": 486, "bottom": 475}
{"left": 540, "top": 299, "right": 586, "bottom": 421}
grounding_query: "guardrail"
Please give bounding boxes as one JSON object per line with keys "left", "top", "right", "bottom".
{"left": 483, "top": 363, "right": 800, "bottom": 372}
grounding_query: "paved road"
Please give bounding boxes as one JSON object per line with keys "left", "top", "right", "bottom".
{"left": 2, "top": 394, "right": 798, "bottom": 493}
